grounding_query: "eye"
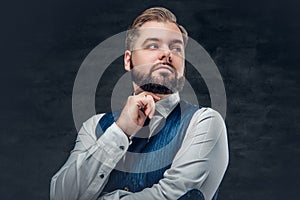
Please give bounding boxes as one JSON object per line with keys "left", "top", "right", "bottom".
{"left": 146, "top": 44, "right": 159, "bottom": 49}
{"left": 170, "top": 46, "right": 183, "bottom": 53}
{"left": 172, "top": 47, "right": 182, "bottom": 52}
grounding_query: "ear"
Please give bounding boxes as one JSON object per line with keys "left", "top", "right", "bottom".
{"left": 124, "top": 50, "right": 132, "bottom": 71}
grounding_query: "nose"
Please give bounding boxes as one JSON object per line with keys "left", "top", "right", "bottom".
{"left": 159, "top": 48, "right": 172, "bottom": 63}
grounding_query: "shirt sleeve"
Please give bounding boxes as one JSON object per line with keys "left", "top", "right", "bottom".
{"left": 98, "top": 108, "right": 229, "bottom": 200}
{"left": 50, "top": 114, "right": 130, "bottom": 200}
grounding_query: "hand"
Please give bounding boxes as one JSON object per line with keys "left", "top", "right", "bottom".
{"left": 116, "top": 92, "right": 160, "bottom": 137}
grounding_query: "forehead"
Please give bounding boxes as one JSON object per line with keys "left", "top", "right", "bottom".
{"left": 135, "top": 21, "right": 184, "bottom": 45}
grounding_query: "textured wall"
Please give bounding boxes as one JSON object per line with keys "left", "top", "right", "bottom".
{"left": 1, "top": 0, "right": 299, "bottom": 199}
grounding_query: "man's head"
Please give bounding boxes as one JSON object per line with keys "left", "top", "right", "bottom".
{"left": 125, "top": 7, "right": 188, "bottom": 51}
{"left": 124, "top": 7, "right": 188, "bottom": 95}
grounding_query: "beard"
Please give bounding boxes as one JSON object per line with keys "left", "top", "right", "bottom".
{"left": 130, "top": 61, "right": 185, "bottom": 94}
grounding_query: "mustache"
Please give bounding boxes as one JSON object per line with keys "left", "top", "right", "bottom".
{"left": 150, "top": 62, "right": 175, "bottom": 73}
{"left": 129, "top": 58, "right": 175, "bottom": 72}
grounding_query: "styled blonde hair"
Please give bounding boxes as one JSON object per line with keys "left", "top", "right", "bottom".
{"left": 125, "top": 7, "right": 188, "bottom": 50}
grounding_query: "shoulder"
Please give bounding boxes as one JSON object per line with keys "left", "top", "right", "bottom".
{"left": 186, "top": 107, "right": 227, "bottom": 141}
{"left": 175, "top": 106, "right": 228, "bottom": 165}
{"left": 192, "top": 107, "right": 225, "bottom": 124}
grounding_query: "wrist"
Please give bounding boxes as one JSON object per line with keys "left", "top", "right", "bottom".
{"left": 115, "top": 120, "right": 131, "bottom": 138}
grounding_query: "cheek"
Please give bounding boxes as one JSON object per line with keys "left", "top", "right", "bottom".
{"left": 173, "top": 58, "right": 185, "bottom": 76}
{"left": 133, "top": 51, "right": 159, "bottom": 66}
{"left": 177, "top": 68, "right": 185, "bottom": 77}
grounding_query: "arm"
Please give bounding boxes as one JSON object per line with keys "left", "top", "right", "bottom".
{"left": 51, "top": 92, "right": 159, "bottom": 200}
{"left": 50, "top": 114, "right": 130, "bottom": 200}
{"left": 99, "top": 108, "right": 229, "bottom": 200}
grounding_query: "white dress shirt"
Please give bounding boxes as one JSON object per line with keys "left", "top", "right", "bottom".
{"left": 50, "top": 93, "right": 229, "bottom": 200}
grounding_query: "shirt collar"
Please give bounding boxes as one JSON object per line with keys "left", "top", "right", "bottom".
{"left": 155, "top": 92, "right": 180, "bottom": 118}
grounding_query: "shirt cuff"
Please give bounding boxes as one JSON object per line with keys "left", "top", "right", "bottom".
{"left": 97, "top": 122, "right": 130, "bottom": 155}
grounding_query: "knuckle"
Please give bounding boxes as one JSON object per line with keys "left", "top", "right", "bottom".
{"left": 127, "top": 96, "right": 134, "bottom": 102}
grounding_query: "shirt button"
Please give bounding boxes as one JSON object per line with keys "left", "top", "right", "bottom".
{"left": 124, "top": 186, "right": 129, "bottom": 191}
{"left": 119, "top": 145, "right": 125, "bottom": 150}
{"left": 99, "top": 174, "right": 105, "bottom": 179}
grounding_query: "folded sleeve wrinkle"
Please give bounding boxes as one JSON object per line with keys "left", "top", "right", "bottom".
{"left": 50, "top": 114, "right": 130, "bottom": 200}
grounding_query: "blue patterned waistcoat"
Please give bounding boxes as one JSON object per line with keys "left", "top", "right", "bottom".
{"left": 95, "top": 101, "right": 213, "bottom": 199}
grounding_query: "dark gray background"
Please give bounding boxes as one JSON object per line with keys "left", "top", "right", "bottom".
{"left": 1, "top": 0, "right": 299, "bottom": 199}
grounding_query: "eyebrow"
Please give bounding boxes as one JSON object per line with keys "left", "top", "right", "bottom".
{"left": 141, "top": 38, "right": 184, "bottom": 46}
{"left": 169, "top": 39, "right": 184, "bottom": 46}
{"left": 141, "top": 38, "right": 160, "bottom": 46}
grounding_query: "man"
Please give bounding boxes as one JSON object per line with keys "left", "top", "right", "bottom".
{"left": 51, "top": 7, "right": 229, "bottom": 200}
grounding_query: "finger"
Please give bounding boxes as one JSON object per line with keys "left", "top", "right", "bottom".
{"left": 143, "top": 95, "right": 156, "bottom": 119}
{"left": 135, "top": 93, "right": 156, "bottom": 118}
{"left": 136, "top": 100, "right": 146, "bottom": 112}
{"left": 147, "top": 96, "right": 156, "bottom": 119}
{"left": 142, "top": 92, "right": 161, "bottom": 101}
